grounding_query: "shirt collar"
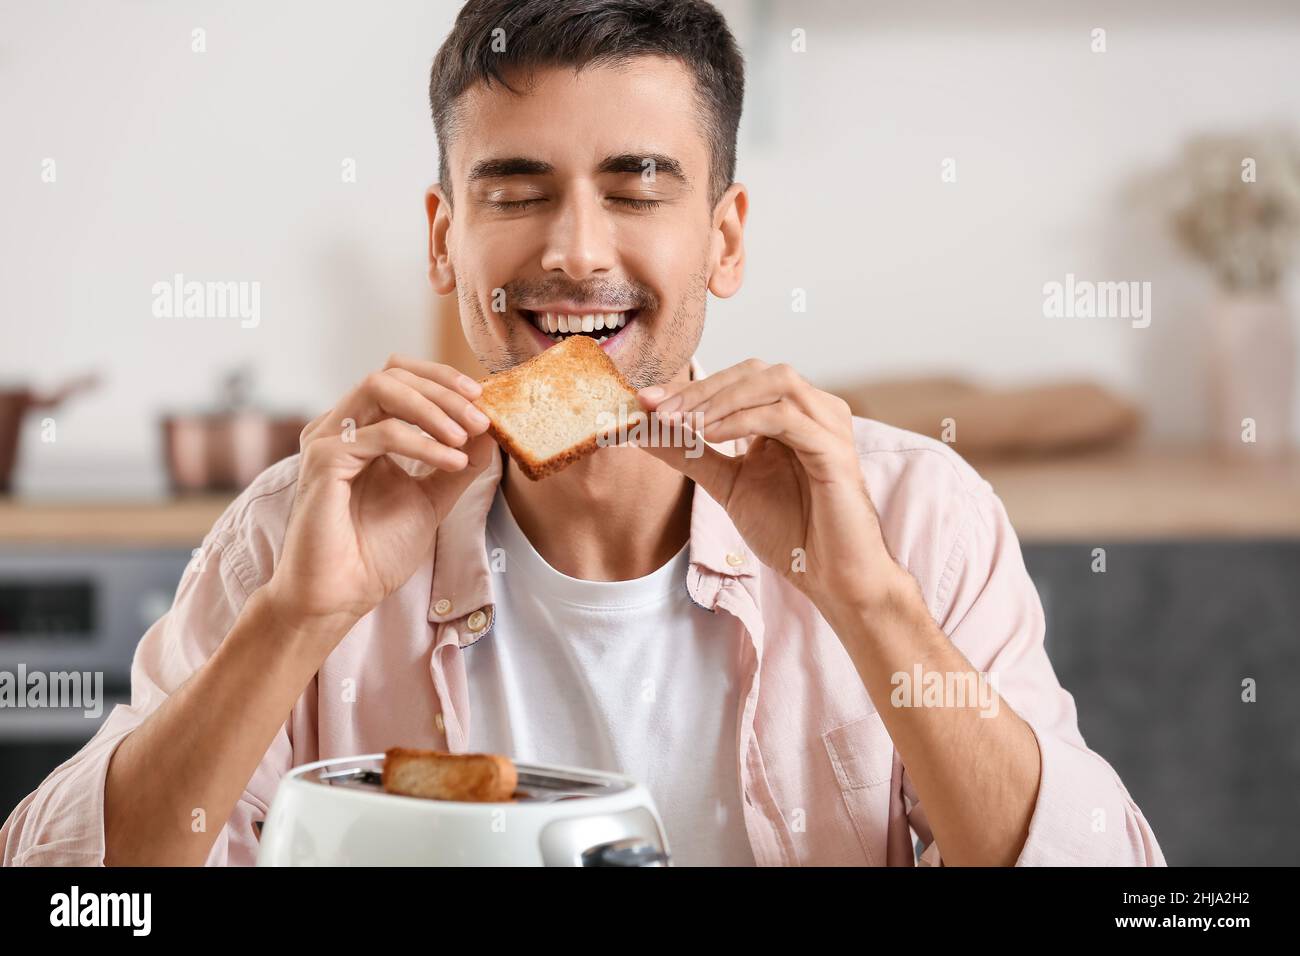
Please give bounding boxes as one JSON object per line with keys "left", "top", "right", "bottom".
{"left": 427, "top": 354, "right": 756, "bottom": 634}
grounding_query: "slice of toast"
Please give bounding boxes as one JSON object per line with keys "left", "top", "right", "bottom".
{"left": 474, "top": 335, "right": 647, "bottom": 480}
{"left": 382, "top": 747, "right": 518, "bottom": 803}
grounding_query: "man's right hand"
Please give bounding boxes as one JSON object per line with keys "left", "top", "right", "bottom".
{"left": 100, "top": 357, "right": 495, "bottom": 866}
{"left": 262, "top": 354, "right": 495, "bottom": 637}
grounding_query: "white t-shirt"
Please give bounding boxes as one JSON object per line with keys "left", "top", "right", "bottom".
{"left": 465, "top": 486, "right": 755, "bottom": 867}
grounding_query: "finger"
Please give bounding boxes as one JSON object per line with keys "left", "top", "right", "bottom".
{"left": 330, "top": 360, "right": 482, "bottom": 433}
{"left": 369, "top": 373, "right": 473, "bottom": 447}
{"left": 332, "top": 370, "right": 477, "bottom": 447}
{"left": 416, "top": 432, "right": 498, "bottom": 521}
{"left": 698, "top": 399, "right": 838, "bottom": 459}
{"left": 632, "top": 433, "right": 738, "bottom": 506}
{"left": 325, "top": 371, "right": 409, "bottom": 431}
{"left": 638, "top": 358, "right": 769, "bottom": 416}
{"left": 687, "top": 364, "right": 822, "bottom": 429}
{"left": 385, "top": 367, "right": 492, "bottom": 437}
{"left": 809, "top": 390, "right": 855, "bottom": 437}
{"left": 348, "top": 418, "right": 471, "bottom": 472}
{"left": 383, "top": 354, "right": 482, "bottom": 401}
{"left": 304, "top": 417, "right": 469, "bottom": 481}
{"left": 298, "top": 407, "right": 333, "bottom": 445}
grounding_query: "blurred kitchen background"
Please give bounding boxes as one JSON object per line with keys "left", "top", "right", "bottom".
{"left": 2, "top": 0, "right": 1298, "bottom": 864}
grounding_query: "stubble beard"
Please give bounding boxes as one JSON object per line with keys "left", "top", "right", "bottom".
{"left": 456, "top": 258, "right": 711, "bottom": 390}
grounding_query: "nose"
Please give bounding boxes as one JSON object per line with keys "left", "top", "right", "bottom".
{"left": 539, "top": 188, "right": 616, "bottom": 279}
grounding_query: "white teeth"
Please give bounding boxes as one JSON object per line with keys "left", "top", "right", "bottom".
{"left": 530, "top": 310, "right": 630, "bottom": 339}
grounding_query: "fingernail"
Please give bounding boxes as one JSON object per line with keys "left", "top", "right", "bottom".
{"left": 640, "top": 386, "right": 665, "bottom": 402}
{"left": 468, "top": 406, "right": 489, "bottom": 426}
{"left": 458, "top": 375, "right": 482, "bottom": 395}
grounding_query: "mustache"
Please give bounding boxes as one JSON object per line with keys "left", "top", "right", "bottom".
{"left": 502, "top": 277, "right": 659, "bottom": 313}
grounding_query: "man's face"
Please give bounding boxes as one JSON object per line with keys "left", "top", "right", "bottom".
{"left": 431, "top": 56, "right": 742, "bottom": 388}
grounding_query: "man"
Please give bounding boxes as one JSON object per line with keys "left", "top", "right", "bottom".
{"left": 2, "top": 0, "right": 1163, "bottom": 867}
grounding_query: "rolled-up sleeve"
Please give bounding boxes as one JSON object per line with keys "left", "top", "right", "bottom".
{"left": 1, "top": 474, "right": 296, "bottom": 867}
{"left": 907, "top": 479, "right": 1165, "bottom": 867}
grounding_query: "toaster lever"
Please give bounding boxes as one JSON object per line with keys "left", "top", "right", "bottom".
{"left": 581, "top": 838, "right": 668, "bottom": 867}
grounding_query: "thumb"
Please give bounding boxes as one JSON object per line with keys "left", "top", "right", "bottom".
{"left": 630, "top": 417, "right": 737, "bottom": 506}
{"left": 422, "top": 432, "right": 497, "bottom": 518}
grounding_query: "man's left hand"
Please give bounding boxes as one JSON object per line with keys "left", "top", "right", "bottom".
{"left": 636, "top": 359, "right": 914, "bottom": 615}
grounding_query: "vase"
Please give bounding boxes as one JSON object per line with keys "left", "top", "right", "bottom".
{"left": 1206, "top": 290, "right": 1297, "bottom": 456}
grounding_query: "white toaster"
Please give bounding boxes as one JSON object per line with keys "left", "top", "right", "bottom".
{"left": 256, "top": 753, "right": 672, "bottom": 866}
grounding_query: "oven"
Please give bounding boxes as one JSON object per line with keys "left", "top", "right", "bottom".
{"left": 0, "top": 546, "right": 193, "bottom": 818}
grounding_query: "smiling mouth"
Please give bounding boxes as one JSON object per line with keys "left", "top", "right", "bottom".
{"left": 519, "top": 309, "right": 638, "bottom": 345}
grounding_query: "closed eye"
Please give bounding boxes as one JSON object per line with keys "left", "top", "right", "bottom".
{"left": 482, "top": 196, "right": 663, "bottom": 212}
{"left": 484, "top": 197, "right": 547, "bottom": 211}
{"left": 610, "top": 197, "right": 663, "bottom": 210}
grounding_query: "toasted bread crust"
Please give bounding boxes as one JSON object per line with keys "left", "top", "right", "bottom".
{"left": 484, "top": 419, "right": 605, "bottom": 481}
{"left": 382, "top": 747, "right": 518, "bottom": 803}
{"left": 474, "top": 336, "right": 644, "bottom": 481}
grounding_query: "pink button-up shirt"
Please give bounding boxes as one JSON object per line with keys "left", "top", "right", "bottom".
{"left": 1, "top": 404, "right": 1165, "bottom": 867}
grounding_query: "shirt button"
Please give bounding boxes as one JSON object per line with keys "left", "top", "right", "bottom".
{"left": 434, "top": 598, "right": 452, "bottom": 615}
{"left": 725, "top": 552, "right": 745, "bottom": 568}
{"left": 467, "top": 609, "right": 487, "bottom": 632}
{"left": 434, "top": 712, "right": 445, "bottom": 733}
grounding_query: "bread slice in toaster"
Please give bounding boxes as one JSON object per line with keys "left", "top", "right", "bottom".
{"left": 473, "top": 334, "right": 647, "bottom": 481}
{"left": 382, "top": 747, "right": 518, "bottom": 803}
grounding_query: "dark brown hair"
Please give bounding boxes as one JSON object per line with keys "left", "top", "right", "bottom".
{"left": 429, "top": 0, "right": 745, "bottom": 205}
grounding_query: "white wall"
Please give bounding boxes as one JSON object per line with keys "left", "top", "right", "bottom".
{"left": 713, "top": 0, "right": 1300, "bottom": 443}
{"left": 3, "top": 0, "right": 1299, "bottom": 493}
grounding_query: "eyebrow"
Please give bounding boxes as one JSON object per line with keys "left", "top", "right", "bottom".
{"left": 467, "top": 157, "right": 555, "bottom": 182}
{"left": 597, "top": 152, "right": 689, "bottom": 187}
{"left": 466, "top": 153, "right": 690, "bottom": 187}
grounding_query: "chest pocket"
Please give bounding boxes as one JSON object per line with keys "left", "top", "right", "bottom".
{"left": 822, "top": 713, "right": 895, "bottom": 866}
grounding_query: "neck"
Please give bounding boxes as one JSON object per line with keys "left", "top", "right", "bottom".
{"left": 500, "top": 362, "right": 693, "bottom": 582}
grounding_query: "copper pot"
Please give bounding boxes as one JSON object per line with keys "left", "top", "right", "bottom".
{"left": 0, "top": 374, "right": 99, "bottom": 494}
{"left": 162, "top": 411, "right": 308, "bottom": 493}
{"left": 160, "top": 367, "right": 308, "bottom": 493}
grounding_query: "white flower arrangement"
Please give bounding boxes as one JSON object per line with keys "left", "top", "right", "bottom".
{"left": 1137, "top": 129, "right": 1300, "bottom": 292}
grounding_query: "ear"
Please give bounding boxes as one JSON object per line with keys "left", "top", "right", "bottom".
{"left": 425, "top": 184, "right": 456, "bottom": 295}
{"left": 708, "top": 182, "right": 748, "bottom": 299}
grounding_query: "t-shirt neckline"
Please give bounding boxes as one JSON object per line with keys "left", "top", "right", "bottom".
{"left": 485, "top": 486, "right": 690, "bottom": 610}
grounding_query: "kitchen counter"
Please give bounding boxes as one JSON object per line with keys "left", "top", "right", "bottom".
{"left": 977, "top": 446, "right": 1300, "bottom": 540}
{"left": 1, "top": 447, "right": 1297, "bottom": 545}
{"left": 0, "top": 495, "right": 234, "bottom": 547}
